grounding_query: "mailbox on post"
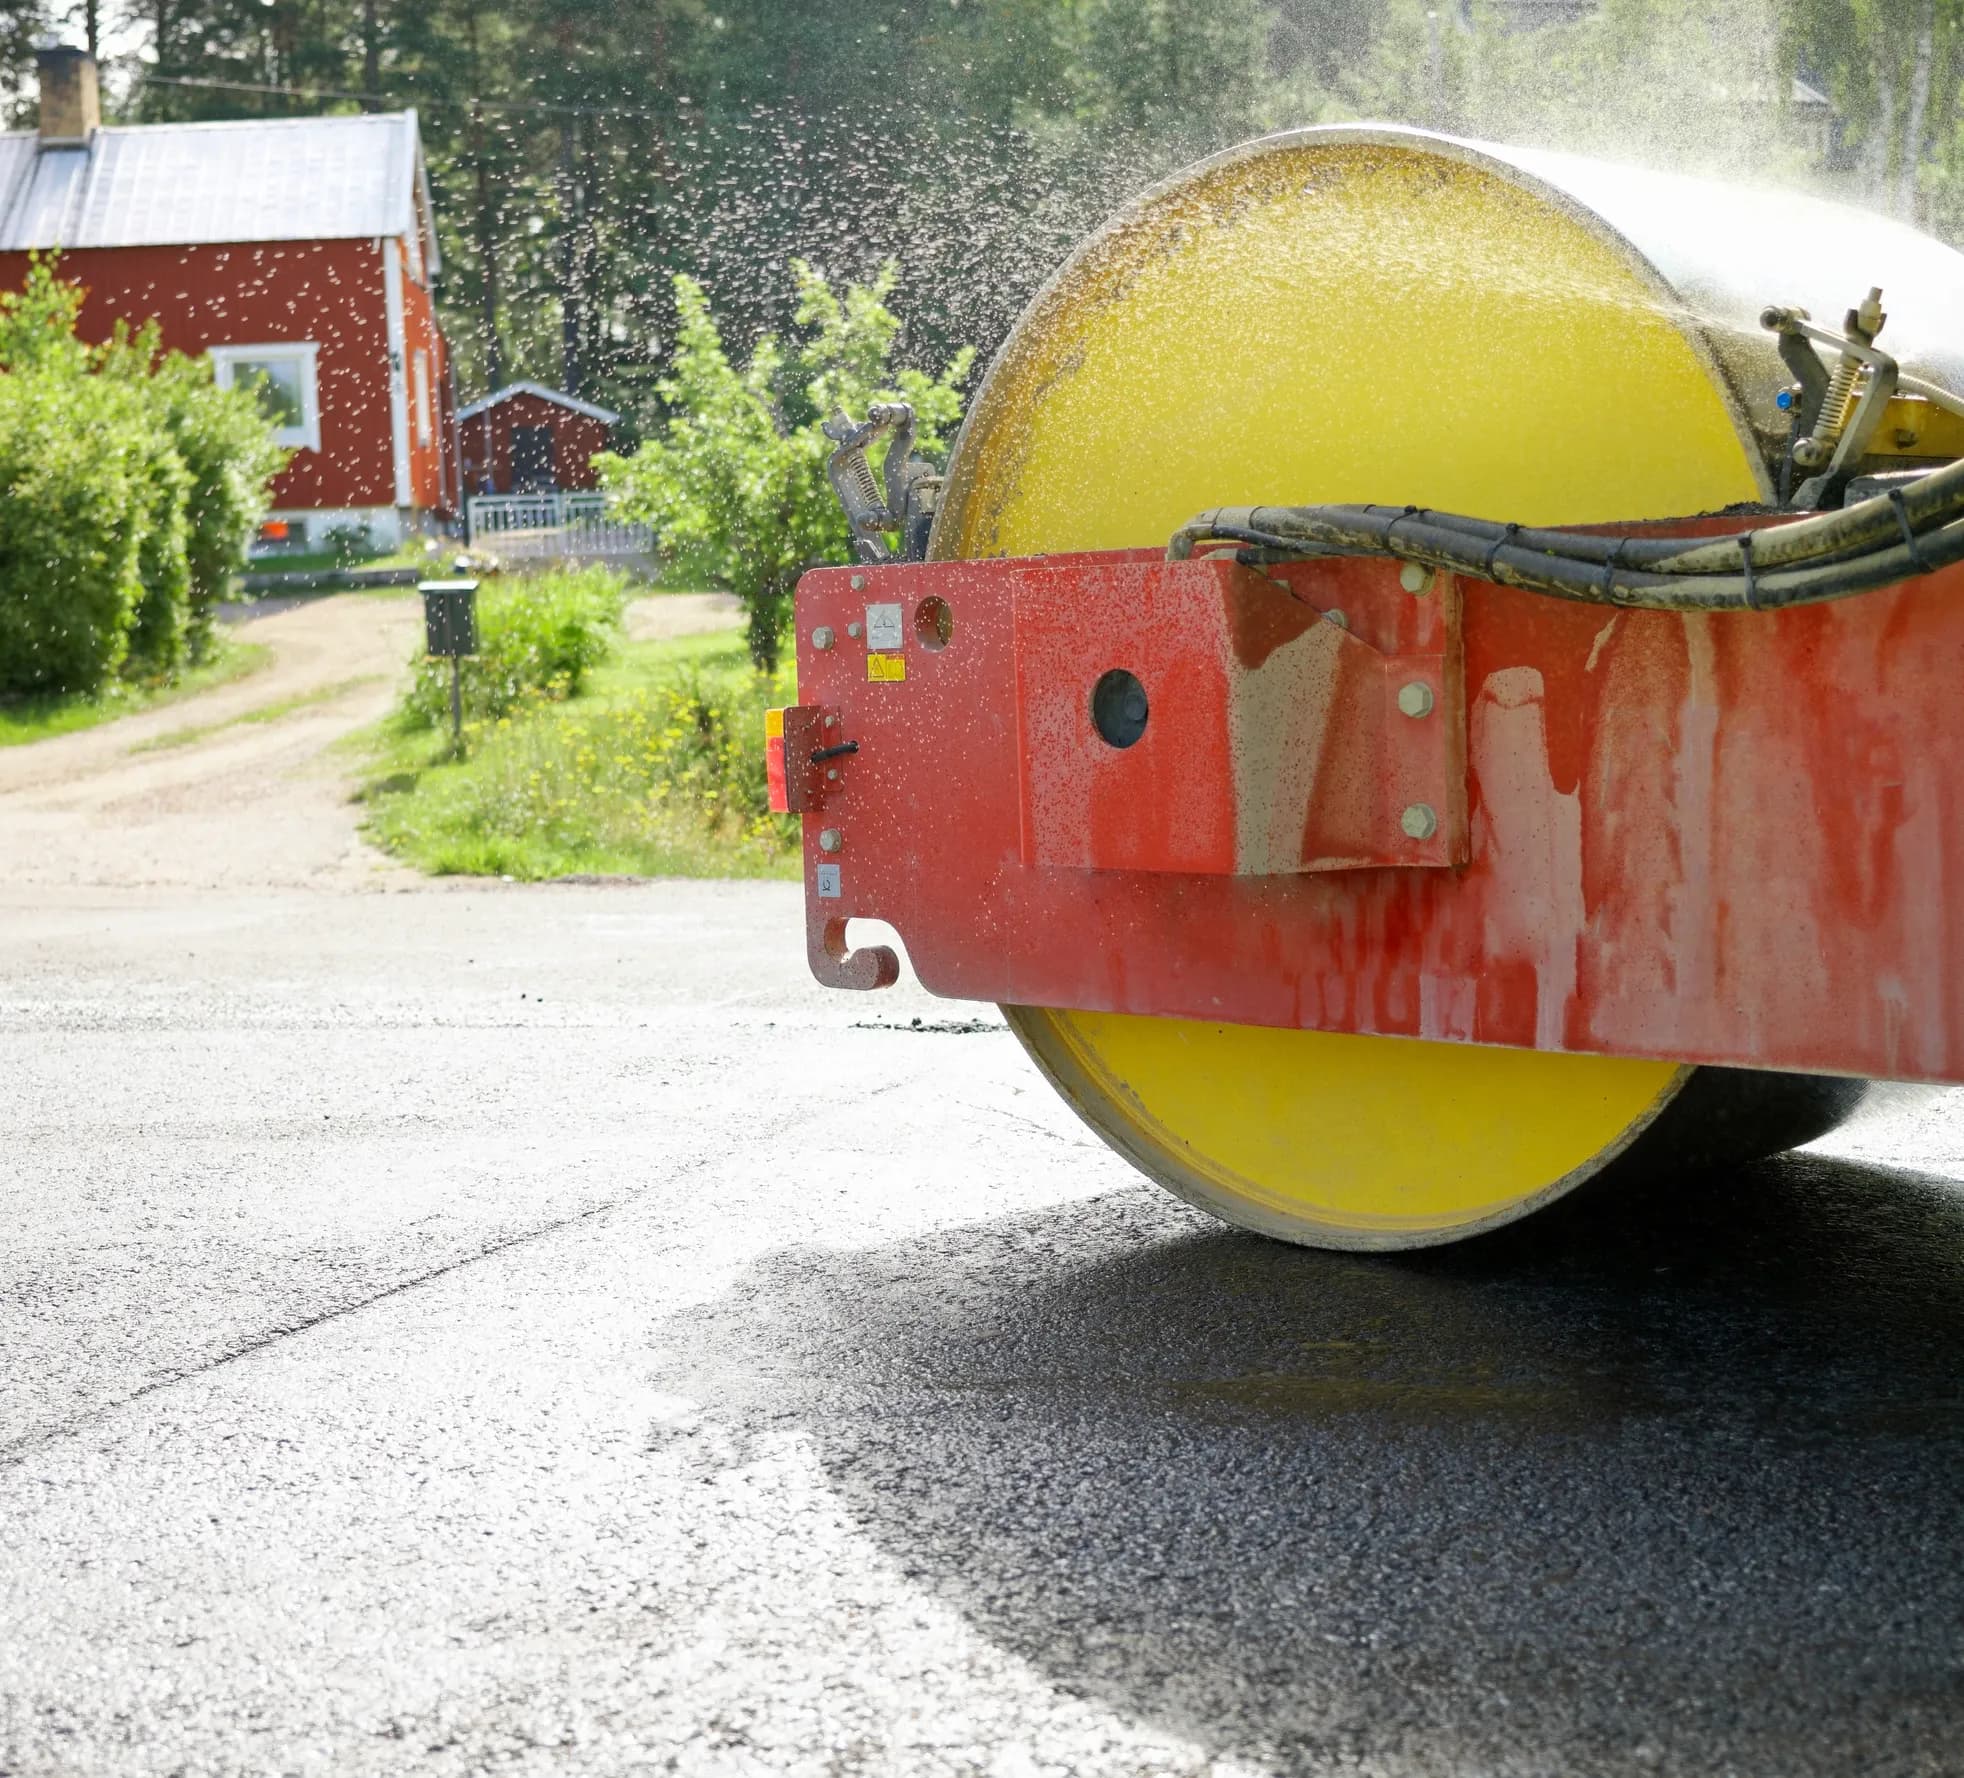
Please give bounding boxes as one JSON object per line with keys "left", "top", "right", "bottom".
{"left": 421, "top": 578, "right": 479, "bottom": 656}
{"left": 419, "top": 578, "right": 479, "bottom": 748}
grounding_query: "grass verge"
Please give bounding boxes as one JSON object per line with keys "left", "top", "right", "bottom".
{"left": 358, "top": 625, "right": 797, "bottom": 881}
{"left": 0, "top": 636, "right": 273, "bottom": 748}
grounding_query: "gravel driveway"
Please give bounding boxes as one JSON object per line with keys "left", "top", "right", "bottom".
{"left": 0, "top": 593, "right": 423, "bottom": 890}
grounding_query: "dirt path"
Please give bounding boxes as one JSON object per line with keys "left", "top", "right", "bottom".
{"left": 624, "top": 589, "right": 742, "bottom": 642}
{"left": 0, "top": 589, "right": 742, "bottom": 892}
{"left": 0, "top": 594, "right": 424, "bottom": 891}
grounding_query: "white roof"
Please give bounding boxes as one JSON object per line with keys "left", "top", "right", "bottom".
{"left": 0, "top": 112, "right": 437, "bottom": 266}
{"left": 458, "top": 381, "right": 620, "bottom": 425}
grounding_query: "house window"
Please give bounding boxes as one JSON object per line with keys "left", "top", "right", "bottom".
{"left": 210, "top": 342, "right": 322, "bottom": 453}
{"left": 413, "top": 350, "right": 433, "bottom": 448}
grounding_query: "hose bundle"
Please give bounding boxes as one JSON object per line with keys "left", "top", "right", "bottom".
{"left": 1170, "top": 453, "right": 1964, "bottom": 612}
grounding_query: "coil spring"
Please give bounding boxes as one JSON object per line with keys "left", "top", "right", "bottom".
{"left": 843, "top": 449, "right": 883, "bottom": 517}
{"left": 1799, "top": 356, "right": 1865, "bottom": 467}
{"left": 1818, "top": 356, "right": 1863, "bottom": 439}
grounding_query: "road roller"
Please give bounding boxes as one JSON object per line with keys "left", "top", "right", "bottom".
{"left": 766, "top": 125, "right": 1964, "bottom": 1249}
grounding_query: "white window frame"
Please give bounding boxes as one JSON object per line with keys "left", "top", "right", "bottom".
{"left": 210, "top": 342, "right": 322, "bottom": 453}
{"left": 412, "top": 349, "right": 433, "bottom": 448}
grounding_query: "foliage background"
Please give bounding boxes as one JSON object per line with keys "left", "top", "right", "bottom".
{"left": 398, "top": 565, "right": 626, "bottom": 729}
{"left": 0, "top": 259, "right": 285, "bottom": 695}
{"left": 366, "top": 582, "right": 796, "bottom": 881}
{"left": 598, "top": 259, "right": 971, "bottom": 669}
{"left": 0, "top": 1, "right": 1953, "bottom": 446}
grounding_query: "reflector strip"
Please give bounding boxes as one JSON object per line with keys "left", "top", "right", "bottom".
{"left": 764, "top": 708, "right": 789, "bottom": 811}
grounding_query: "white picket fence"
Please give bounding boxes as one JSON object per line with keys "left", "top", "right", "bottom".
{"left": 466, "top": 492, "right": 653, "bottom": 560}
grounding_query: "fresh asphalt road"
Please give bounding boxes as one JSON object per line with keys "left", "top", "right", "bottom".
{"left": 4, "top": 882, "right": 1964, "bottom": 1778}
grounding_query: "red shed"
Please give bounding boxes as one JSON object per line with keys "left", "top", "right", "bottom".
{"left": 458, "top": 383, "right": 619, "bottom": 496}
{"left": 0, "top": 45, "right": 458, "bottom": 552}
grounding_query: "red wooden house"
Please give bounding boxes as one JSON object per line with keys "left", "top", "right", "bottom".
{"left": 458, "top": 382, "right": 618, "bottom": 496}
{"left": 0, "top": 45, "right": 458, "bottom": 551}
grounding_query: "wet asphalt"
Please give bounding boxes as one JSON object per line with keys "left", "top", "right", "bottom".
{"left": 3, "top": 883, "right": 1963, "bottom": 1777}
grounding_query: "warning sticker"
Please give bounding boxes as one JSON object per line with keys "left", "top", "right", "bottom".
{"left": 865, "top": 602, "right": 904, "bottom": 650}
{"left": 867, "top": 652, "right": 907, "bottom": 683}
{"left": 815, "top": 862, "right": 842, "bottom": 899}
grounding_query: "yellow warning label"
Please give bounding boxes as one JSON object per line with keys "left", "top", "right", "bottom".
{"left": 867, "top": 652, "right": 907, "bottom": 683}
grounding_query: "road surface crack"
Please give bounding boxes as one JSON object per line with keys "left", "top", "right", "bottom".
{"left": 1, "top": 1079, "right": 906, "bottom": 1467}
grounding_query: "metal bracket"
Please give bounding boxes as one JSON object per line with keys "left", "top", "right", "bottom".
{"left": 821, "top": 402, "right": 943, "bottom": 564}
{"left": 1762, "top": 295, "right": 1900, "bottom": 509}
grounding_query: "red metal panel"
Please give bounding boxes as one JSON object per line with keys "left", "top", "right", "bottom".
{"left": 1009, "top": 556, "right": 1463, "bottom": 873}
{"left": 791, "top": 545, "right": 1964, "bottom": 1085}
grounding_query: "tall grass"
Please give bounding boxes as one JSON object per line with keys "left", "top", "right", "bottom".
{"left": 363, "top": 624, "right": 798, "bottom": 880}
{"left": 397, "top": 567, "right": 628, "bottom": 731}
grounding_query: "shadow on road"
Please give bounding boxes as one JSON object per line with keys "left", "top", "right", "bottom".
{"left": 659, "top": 1151, "right": 1964, "bottom": 1773}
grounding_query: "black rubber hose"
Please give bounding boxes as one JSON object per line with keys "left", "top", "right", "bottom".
{"left": 1170, "top": 449, "right": 1964, "bottom": 611}
{"left": 1172, "top": 509, "right": 1964, "bottom": 612}
{"left": 1339, "top": 502, "right": 1948, "bottom": 573}
{"left": 1285, "top": 449, "right": 1964, "bottom": 577}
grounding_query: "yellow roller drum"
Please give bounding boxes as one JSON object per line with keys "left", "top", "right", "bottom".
{"left": 931, "top": 128, "right": 1774, "bottom": 1249}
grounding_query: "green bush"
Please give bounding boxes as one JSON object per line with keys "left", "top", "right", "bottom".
{"left": 398, "top": 568, "right": 629, "bottom": 731}
{"left": 147, "top": 351, "right": 289, "bottom": 661}
{"left": 602, "top": 653, "right": 794, "bottom": 840}
{"left": 123, "top": 424, "right": 194, "bottom": 678}
{"left": 0, "top": 259, "right": 285, "bottom": 697}
{"left": 0, "top": 372, "right": 151, "bottom": 695}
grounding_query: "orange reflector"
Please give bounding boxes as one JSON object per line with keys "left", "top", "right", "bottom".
{"left": 764, "top": 708, "right": 790, "bottom": 812}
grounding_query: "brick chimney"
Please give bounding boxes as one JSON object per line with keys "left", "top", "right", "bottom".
{"left": 36, "top": 45, "right": 100, "bottom": 148}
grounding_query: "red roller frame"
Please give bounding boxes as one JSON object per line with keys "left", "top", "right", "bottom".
{"left": 774, "top": 529, "right": 1964, "bottom": 1086}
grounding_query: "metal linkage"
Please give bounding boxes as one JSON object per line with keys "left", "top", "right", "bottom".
{"left": 1763, "top": 290, "right": 1899, "bottom": 510}
{"left": 821, "top": 401, "right": 944, "bottom": 564}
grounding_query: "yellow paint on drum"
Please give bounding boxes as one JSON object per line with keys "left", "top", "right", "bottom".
{"left": 1019, "top": 1013, "right": 1685, "bottom": 1247}
{"left": 933, "top": 131, "right": 1766, "bottom": 1247}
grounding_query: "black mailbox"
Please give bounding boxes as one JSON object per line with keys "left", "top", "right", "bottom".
{"left": 421, "top": 579, "right": 479, "bottom": 657}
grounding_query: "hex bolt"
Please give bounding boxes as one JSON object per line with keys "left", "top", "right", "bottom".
{"left": 850, "top": 573, "right": 867, "bottom": 591}
{"left": 1323, "top": 608, "right": 1348, "bottom": 629}
{"left": 812, "top": 625, "right": 835, "bottom": 650}
{"left": 818, "top": 828, "right": 843, "bottom": 853}
{"left": 1399, "top": 562, "right": 1435, "bottom": 596}
{"left": 1401, "top": 802, "right": 1439, "bottom": 841}
{"left": 847, "top": 621, "right": 864, "bottom": 640}
{"left": 1397, "top": 681, "right": 1435, "bottom": 719}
